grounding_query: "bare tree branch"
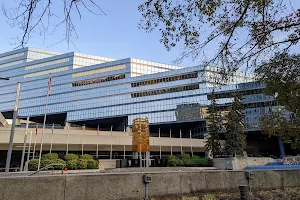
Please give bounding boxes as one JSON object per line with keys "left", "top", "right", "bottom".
{"left": 2, "top": 0, "right": 105, "bottom": 48}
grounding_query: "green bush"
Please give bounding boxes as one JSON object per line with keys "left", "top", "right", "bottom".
{"left": 178, "top": 159, "right": 185, "bottom": 166}
{"left": 65, "top": 153, "right": 79, "bottom": 161}
{"left": 66, "top": 159, "right": 78, "bottom": 170}
{"left": 77, "top": 159, "right": 88, "bottom": 169}
{"left": 181, "top": 153, "right": 193, "bottom": 166}
{"left": 42, "top": 153, "right": 58, "bottom": 160}
{"left": 28, "top": 159, "right": 39, "bottom": 171}
{"left": 191, "top": 156, "right": 209, "bottom": 167}
{"left": 207, "top": 158, "right": 213, "bottom": 167}
{"left": 53, "top": 159, "right": 66, "bottom": 170}
{"left": 168, "top": 155, "right": 182, "bottom": 166}
{"left": 41, "top": 159, "right": 53, "bottom": 168}
{"left": 40, "top": 159, "right": 66, "bottom": 170}
{"left": 87, "top": 159, "right": 99, "bottom": 169}
{"left": 80, "top": 154, "right": 93, "bottom": 160}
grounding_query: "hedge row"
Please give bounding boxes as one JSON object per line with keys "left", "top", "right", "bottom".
{"left": 168, "top": 154, "right": 212, "bottom": 167}
{"left": 28, "top": 153, "right": 99, "bottom": 171}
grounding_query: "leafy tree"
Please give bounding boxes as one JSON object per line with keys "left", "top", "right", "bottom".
{"left": 256, "top": 53, "right": 300, "bottom": 117}
{"left": 261, "top": 111, "right": 300, "bottom": 150}
{"left": 139, "top": 0, "right": 300, "bottom": 80}
{"left": 224, "top": 93, "right": 246, "bottom": 156}
{"left": 205, "top": 89, "right": 222, "bottom": 158}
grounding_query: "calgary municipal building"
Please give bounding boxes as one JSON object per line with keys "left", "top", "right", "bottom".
{"left": 0, "top": 48, "right": 290, "bottom": 165}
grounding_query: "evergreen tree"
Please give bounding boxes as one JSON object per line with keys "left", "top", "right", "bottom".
{"left": 205, "top": 89, "right": 222, "bottom": 158}
{"left": 224, "top": 93, "right": 246, "bottom": 156}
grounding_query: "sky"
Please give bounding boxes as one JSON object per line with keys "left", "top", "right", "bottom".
{"left": 0, "top": 1, "right": 196, "bottom": 67}
{"left": 0, "top": 0, "right": 299, "bottom": 68}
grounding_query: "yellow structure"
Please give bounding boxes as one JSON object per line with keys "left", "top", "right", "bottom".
{"left": 132, "top": 118, "right": 150, "bottom": 152}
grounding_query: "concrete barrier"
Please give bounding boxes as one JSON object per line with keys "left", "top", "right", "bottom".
{"left": 213, "top": 157, "right": 274, "bottom": 170}
{"left": 1, "top": 170, "right": 300, "bottom": 200}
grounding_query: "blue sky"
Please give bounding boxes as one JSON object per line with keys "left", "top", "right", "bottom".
{"left": 0, "top": 0, "right": 299, "bottom": 68}
{"left": 0, "top": 1, "right": 196, "bottom": 67}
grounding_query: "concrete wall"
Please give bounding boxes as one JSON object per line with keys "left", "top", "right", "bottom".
{"left": 213, "top": 157, "right": 274, "bottom": 170}
{"left": 1, "top": 170, "right": 300, "bottom": 200}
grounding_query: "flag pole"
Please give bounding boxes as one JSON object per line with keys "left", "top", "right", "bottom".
{"left": 190, "top": 130, "right": 193, "bottom": 156}
{"left": 123, "top": 126, "right": 126, "bottom": 160}
{"left": 33, "top": 124, "right": 38, "bottom": 159}
{"left": 110, "top": 126, "right": 113, "bottom": 160}
{"left": 66, "top": 125, "right": 70, "bottom": 155}
{"left": 82, "top": 124, "right": 85, "bottom": 156}
{"left": 96, "top": 125, "right": 99, "bottom": 159}
{"left": 49, "top": 123, "right": 54, "bottom": 153}
{"left": 20, "top": 116, "right": 29, "bottom": 171}
{"left": 38, "top": 74, "right": 52, "bottom": 170}
{"left": 170, "top": 129, "right": 172, "bottom": 155}
{"left": 159, "top": 128, "right": 161, "bottom": 159}
{"left": 25, "top": 130, "right": 33, "bottom": 171}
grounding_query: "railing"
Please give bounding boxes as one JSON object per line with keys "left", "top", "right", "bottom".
{"left": 277, "top": 156, "right": 300, "bottom": 165}
{"left": 15, "top": 123, "right": 82, "bottom": 130}
{"left": 28, "top": 163, "right": 64, "bottom": 176}
{"left": 0, "top": 167, "right": 20, "bottom": 172}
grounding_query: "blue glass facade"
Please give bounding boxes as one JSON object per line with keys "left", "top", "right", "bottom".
{"left": 0, "top": 48, "right": 273, "bottom": 133}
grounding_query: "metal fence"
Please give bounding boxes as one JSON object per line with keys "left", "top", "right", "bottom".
{"left": 15, "top": 123, "right": 82, "bottom": 130}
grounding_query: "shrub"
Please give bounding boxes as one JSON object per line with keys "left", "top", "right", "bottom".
{"left": 87, "top": 159, "right": 99, "bottom": 169}
{"left": 40, "top": 159, "right": 66, "bottom": 170}
{"left": 207, "top": 158, "right": 213, "bottom": 167}
{"left": 77, "top": 159, "right": 88, "bottom": 169}
{"left": 42, "top": 153, "right": 58, "bottom": 161}
{"left": 191, "top": 156, "right": 209, "bottom": 167}
{"left": 181, "top": 153, "right": 193, "bottom": 166}
{"left": 53, "top": 159, "right": 66, "bottom": 170}
{"left": 203, "top": 194, "right": 217, "bottom": 200}
{"left": 65, "top": 153, "right": 79, "bottom": 161}
{"left": 28, "top": 159, "right": 39, "bottom": 171}
{"left": 177, "top": 159, "right": 184, "bottom": 166}
{"left": 66, "top": 159, "right": 78, "bottom": 170}
{"left": 41, "top": 159, "right": 53, "bottom": 168}
{"left": 168, "top": 155, "right": 181, "bottom": 166}
{"left": 80, "top": 154, "right": 93, "bottom": 160}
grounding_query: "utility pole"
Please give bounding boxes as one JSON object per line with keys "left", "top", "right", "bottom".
{"left": 5, "top": 82, "right": 21, "bottom": 173}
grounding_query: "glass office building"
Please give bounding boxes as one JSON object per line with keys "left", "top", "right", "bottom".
{"left": 0, "top": 48, "right": 279, "bottom": 139}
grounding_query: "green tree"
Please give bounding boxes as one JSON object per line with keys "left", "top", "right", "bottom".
{"left": 261, "top": 111, "right": 300, "bottom": 150}
{"left": 205, "top": 89, "right": 222, "bottom": 158}
{"left": 224, "top": 94, "right": 246, "bottom": 156}
{"left": 256, "top": 53, "right": 300, "bottom": 117}
{"left": 139, "top": 0, "right": 300, "bottom": 81}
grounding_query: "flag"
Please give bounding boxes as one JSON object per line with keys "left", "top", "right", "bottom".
{"left": 48, "top": 74, "right": 52, "bottom": 96}
{"left": 35, "top": 124, "right": 38, "bottom": 135}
